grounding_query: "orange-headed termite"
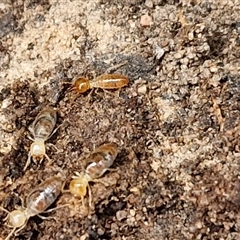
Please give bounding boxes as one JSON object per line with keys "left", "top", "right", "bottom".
{"left": 71, "top": 74, "right": 129, "bottom": 94}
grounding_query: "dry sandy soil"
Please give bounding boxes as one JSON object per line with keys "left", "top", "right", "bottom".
{"left": 0, "top": 0, "right": 240, "bottom": 239}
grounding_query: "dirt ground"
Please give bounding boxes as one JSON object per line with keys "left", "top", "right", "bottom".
{"left": 0, "top": 0, "right": 240, "bottom": 239}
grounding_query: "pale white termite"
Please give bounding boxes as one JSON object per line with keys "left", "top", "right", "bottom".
{"left": 68, "top": 143, "right": 119, "bottom": 207}
{"left": 24, "top": 107, "right": 57, "bottom": 171}
{"left": 0, "top": 176, "right": 65, "bottom": 240}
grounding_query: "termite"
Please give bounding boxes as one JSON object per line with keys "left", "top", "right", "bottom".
{"left": 24, "top": 107, "right": 58, "bottom": 171}
{"left": 0, "top": 176, "right": 65, "bottom": 240}
{"left": 68, "top": 143, "right": 119, "bottom": 208}
{"left": 71, "top": 73, "right": 129, "bottom": 94}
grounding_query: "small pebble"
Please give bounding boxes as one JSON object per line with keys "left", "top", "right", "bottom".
{"left": 140, "top": 14, "right": 152, "bottom": 26}
{"left": 97, "top": 228, "right": 105, "bottom": 236}
{"left": 130, "top": 209, "right": 136, "bottom": 217}
{"left": 116, "top": 210, "right": 128, "bottom": 221}
{"left": 210, "top": 65, "right": 218, "bottom": 73}
{"left": 145, "top": 0, "right": 153, "bottom": 8}
{"left": 195, "top": 219, "right": 203, "bottom": 229}
{"left": 1, "top": 98, "right": 12, "bottom": 109}
{"left": 154, "top": 45, "right": 165, "bottom": 59}
{"left": 138, "top": 85, "right": 147, "bottom": 94}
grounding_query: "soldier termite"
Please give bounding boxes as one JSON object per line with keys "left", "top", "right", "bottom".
{"left": 68, "top": 143, "right": 119, "bottom": 208}
{"left": 0, "top": 176, "right": 66, "bottom": 240}
{"left": 71, "top": 73, "right": 129, "bottom": 94}
{"left": 24, "top": 107, "right": 58, "bottom": 171}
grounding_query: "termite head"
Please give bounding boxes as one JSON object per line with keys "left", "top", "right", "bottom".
{"left": 0, "top": 208, "right": 28, "bottom": 240}
{"left": 69, "top": 173, "right": 91, "bottom": 198}
{"left": 8, "top": 209, "right": 27, "bottom": 228}
{"left": 72, "top": 78, "right": 90, "bottom": 93}
{"left": 30, "top": 139, "right": 45, "bottom": 161}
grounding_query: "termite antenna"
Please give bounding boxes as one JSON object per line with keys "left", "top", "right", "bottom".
{"left": 60, "top": 81, "right": 74, "bottom": 93}
{"left": 0, "top": 206, "right": 10, "bottom": 214}
{"left": 61, "top": 80, "right": 73, "bottom": 85}
{"left": 0, "top": 206, "right": 10, "bottom": 221}
{"left": 5, "top": 227, "right": 17, "bottom": 240}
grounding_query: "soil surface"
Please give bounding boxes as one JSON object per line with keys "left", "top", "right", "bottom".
{"left": 0, "top": 0, "right": 240, "bottom": 240}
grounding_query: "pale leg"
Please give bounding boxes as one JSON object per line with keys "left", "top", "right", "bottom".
{"left": 86, "top": 88, "right": 94, "bottom": 102}
{"left": 23, "top": 152, "right": 32, "bottom": 171}
{"left": 102, "top": 89, "right": 118, "bottom": 98}
{"left": 48, "top": 124, "right": 63, "bottom": 139}
{"left": 44, "top": 153, "right": 53, "bottom": 167}
{"left": 38, "top": 204, "right": 69, "bottom": 220}
{"left": 87, "top": 185, "right": 93, "bottom": 209}
{"left": 5, "top": 227, "right": 17, "bottom": 240}
{"left": 0, "top": 206, "right": 10, "bottom": 221}
{"left": 104, "top": 61, "right": 128, "bottom": 74}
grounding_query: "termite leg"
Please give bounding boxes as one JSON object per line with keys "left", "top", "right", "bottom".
{"left": 48, "top": 123, "right": 63, "bottom": 140}
{"left": 104, "top": 168, "right": 118, "bottom": 173}
{"left": 33, "top": 154, "right": 52, "bottom": 169}
{"left": 5, "top": 227, "right": 17, "bottom": 240}
{"left": 61, "top": 180, "right": 68, "bottom": 193}
{"left": 5, "top": 223, "right": 27, "bottom": 240}
{"left": 70, "top": 92, "right": 81, "bottom": 104}
{"left": 104, "top": 61, "right": 128, "bottom": 74}
{"left": 0, "top": 206, "right": 10, "bottom": 214}
{"left": 86, "top": 88, "right": 94, "bottom": 102}
{"left": 37, "top": 214, "right": 56, "bottom": 220}
{"left": 81, "top": 195, "right": 86, "bottom": 207}
{"left": 5, "top": 223, "right": 14, "bottom": 229}
{"left": 93, "top": 88, "right": 103, "bottom": 98}
{"left": 72, "top": 172, "right": 81, "bottom": 178}
{"left": 38, "top": 204, "right": 69, "bottom": 219}
{"left": 3, "top": 214, "right": 9, "bottom": 222}
{"left": 92, "top": 175, "right": 116, "bottom": 187}
{"left": 103, "top": 89, "right": 120, "bottom": 98}
{"left": 23, "top": 153, "right": 32, "bottom": 171}
{"left": 0, "top": 206, "right": 10, "bottom": 221}
{"left": 87, "top": 185, "right": 93, "bottom": 209}
{"left": 61, "top": 189, "right": 70, "bottom": 194}
{"left": 61, "top": 81, "right": 72, "bottom": 86}
{"left": 44, "top": 154, "right": 52, "bottom": 164}
{"left": 14, "top": 223, "right": 27, "bottom": 235}
{"left": 27, "top": 135, "right": 34, "bottom": 141}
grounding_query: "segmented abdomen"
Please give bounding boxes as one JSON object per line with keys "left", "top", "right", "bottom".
{"left": 85, "top": 143, "right": 118, "bottom": 179}
{"left": 32, "top": 109, "right": 57, "bottom": 140}
{"left": 26, "top": 176, "right": 63, "bottom": 216}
